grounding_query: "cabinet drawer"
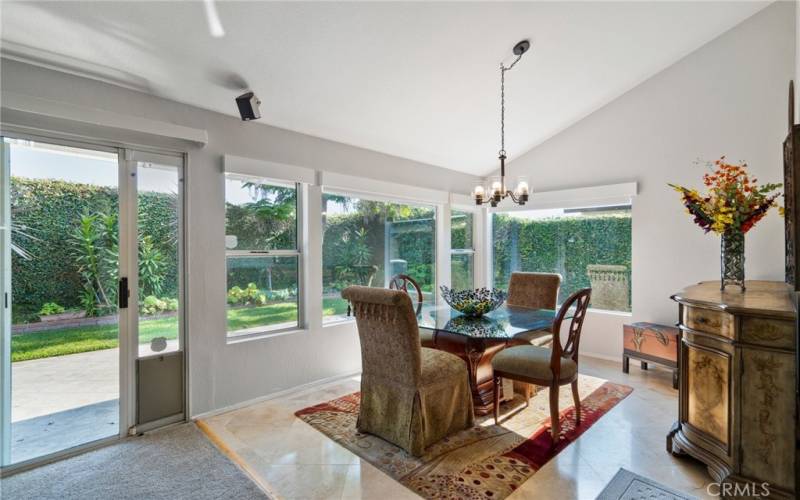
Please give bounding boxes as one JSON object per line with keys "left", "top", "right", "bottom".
{"left": 683, "top": 306, "right": 733, "bottom": 338}
{"left": 740, "top": 317, "right": 795, "bottom": 350}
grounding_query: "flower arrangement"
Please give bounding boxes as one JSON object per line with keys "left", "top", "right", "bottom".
{"left": 668, "top": 157, "right": 781, "bottom": 235}
{"left": 669, "top": 157, "right": 782, "bottom": 290}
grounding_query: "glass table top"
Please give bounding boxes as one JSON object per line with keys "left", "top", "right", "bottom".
{"left": 416, "top": 302, "right": 565, "bottom": 339}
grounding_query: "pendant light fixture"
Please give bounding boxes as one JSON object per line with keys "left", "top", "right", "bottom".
{"left": 473, "top": 40, "right": 531, "bottom": 207}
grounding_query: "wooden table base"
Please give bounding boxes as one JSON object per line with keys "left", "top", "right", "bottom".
{"left": 422, "top": 330, "right": 527, "bottom": 415}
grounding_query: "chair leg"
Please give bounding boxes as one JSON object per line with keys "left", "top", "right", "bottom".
{"left": 549, "top": 383, "right": 560, "bottom": 442}
{"left": 525, "top": 383, "right": 532, "bottom": 407}
{"left": 493, "top": 376, "right": 501, "bottom": 425}
{"left": 571, "top": 380, "right": 581, "bottom": 425}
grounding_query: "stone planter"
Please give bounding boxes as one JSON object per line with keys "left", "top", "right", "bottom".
{"left": 586, "top": 264, "right": 630, "bottom": 311}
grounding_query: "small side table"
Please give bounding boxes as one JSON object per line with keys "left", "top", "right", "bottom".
{"left": 622, "top": 322, "right": 679, "bottom": 389}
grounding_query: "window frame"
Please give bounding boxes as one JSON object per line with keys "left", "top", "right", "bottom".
{"left": 488, "top": 202, "right": 632, "bottom": 313}
{"left": 224, "top": 174, "right": 306, "bottom": 340}
{"left": 320, "top": 188, "right": 439, "bottom": 324}
{"left": 449, "top": 208, "right": 476, "bottom": 289}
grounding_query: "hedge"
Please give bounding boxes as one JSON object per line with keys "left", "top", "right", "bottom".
{"left": 492, "top": 213, "right": 631, "bottom": 308}
{"left": 11, "top": 177, "right": 179, "bottom": 321}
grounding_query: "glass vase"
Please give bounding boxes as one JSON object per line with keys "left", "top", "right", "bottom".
{"left": 720, "top": 231, "right": 745, "bottom": 291}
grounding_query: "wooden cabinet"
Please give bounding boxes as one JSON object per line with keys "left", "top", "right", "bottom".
{"left": 668, "top": 281, "right": 797, "bottom": 498}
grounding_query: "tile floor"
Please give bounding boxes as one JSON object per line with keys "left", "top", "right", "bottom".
{"left": 200, "top": 357, "right": 716, "bottom": 500}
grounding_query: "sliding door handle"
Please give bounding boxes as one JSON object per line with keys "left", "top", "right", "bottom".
{"left": 119, "top": 277, "right": 130, "bottom": 309}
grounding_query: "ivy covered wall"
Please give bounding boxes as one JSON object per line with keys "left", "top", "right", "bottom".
{"left": 492, "top": 212, "right": 632, "bottom": 310}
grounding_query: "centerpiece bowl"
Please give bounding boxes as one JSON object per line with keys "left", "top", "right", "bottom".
{"left": 439, "top": 286, "right": 507, "bottom": 318}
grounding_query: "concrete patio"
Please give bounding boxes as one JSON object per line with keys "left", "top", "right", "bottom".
{"left": 10, "top": 348, "right": 119, "bottom": 463}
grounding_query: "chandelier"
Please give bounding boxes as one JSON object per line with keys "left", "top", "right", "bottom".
{"left": 473, "top": 40, "right": 531, "bottom": 207}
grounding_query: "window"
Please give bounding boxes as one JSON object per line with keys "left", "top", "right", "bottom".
{"left": 322, "top": 193, "right": 436, "bottom": 322}
{"left": 492, "top": 205, "right": 631, "bottom": 312}
{"left": 450, "top": 210, "right": 474, "bottom": 290}
{"left": 225, "top": 174, "right": 301, "bottom": 337}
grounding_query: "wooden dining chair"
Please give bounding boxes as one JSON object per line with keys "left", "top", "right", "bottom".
{"left": 389, "top": 274, "right": 429, "bottom": 345}
{"left": 491, "top": 287, "right": 592, "bottom": 442}
{"left": 389, "top": 274, "right": 423, "bottom": 304}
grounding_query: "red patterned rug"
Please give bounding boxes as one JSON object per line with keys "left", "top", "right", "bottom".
{"left": 295, "top": 375, "right": 632, "bottom": 499}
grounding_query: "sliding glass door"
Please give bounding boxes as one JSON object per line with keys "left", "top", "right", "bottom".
{"left": 0, "top": 136, "right": 185, "bottom": 468}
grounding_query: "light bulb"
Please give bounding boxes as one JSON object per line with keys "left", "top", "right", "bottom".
{"left": 472, "top": 184, "right": 485, "bottom": 204}
{"left": 490, "top": 178, "right": 503, "bottom": 196}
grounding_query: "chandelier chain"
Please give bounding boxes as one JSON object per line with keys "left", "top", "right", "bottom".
{"left": 500, "top": 53, "right": 522, "bottom": 156}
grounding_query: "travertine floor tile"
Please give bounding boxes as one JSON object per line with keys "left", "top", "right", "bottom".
{"left": 201, "top": 358, "right": 718, "bottom": 499}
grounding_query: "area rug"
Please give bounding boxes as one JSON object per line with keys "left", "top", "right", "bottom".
{"left": 596, "top": 468, "right": 696, "bottom": 500}
{"left": 295, "top": 375, "right": 632, "bottom": 499}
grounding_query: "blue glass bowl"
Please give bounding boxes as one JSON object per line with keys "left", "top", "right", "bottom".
{"left": 439, "top": 286, "right": 507, "bottom": 318}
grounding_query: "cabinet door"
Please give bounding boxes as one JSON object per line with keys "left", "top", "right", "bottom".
{"left": 740, "top": 349, "right": 795, "bottom": 490}
{"left": 684, "top": 343, "right": 730, "bottom": 448}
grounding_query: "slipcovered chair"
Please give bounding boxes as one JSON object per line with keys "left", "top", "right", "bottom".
{"left": 492, "top": 288, "right": 592, "bottom": 442}
{"left": 342, "top": 286, "right": 474, "bottom": 456}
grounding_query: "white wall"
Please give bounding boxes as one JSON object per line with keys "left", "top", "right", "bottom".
{"left": 0, "top": 58, "right": 479, "bottom": 416}
{"left": 504, "top": 2, "right": 794, "bottom": 359}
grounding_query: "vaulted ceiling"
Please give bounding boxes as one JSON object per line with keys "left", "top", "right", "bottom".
{"left": 1, "top": 1, "right": 768, "bottom": 175}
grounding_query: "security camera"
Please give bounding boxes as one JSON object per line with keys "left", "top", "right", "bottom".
{"left": 235, "top": 91, "right": 261, "bottom": 121}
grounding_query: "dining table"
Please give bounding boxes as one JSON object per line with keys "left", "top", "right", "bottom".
{"left": 416, "top": 302, "right": 566, "bottom": 415}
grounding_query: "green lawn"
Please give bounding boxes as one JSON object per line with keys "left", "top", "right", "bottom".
{"left": 12, "top": 298, "right": 349, "bottom": 362}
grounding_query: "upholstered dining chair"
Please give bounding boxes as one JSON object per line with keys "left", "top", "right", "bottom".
{"left": 491, "top": 287, "right": 591, "bottom": 442}
{"left": 507, "top": 272, "right": 561, "bottom": 309}
{"left": 507, "top": 272, "right": 561, "bottom": 346}
{"left": 341, "top": 286, "right": 474, "bottom": 456}
{"left": 504, "top": 272, "right": 562, "bottom": 400}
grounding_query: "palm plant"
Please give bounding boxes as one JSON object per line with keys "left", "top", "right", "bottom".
{"left": 70, "top": 213, "right": 110, "bottom": 314}
{"left": 139, "top": 235, "right": 164, "bottom": 297}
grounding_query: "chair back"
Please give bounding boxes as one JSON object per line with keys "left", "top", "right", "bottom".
{"left": 342, "top": 286, "right": 423, "bottom": 386}
{"left": 389, "top": 274, "right": 424, "bottom": 304}
{"left": 551, "top": 288, "right": 592, "bottom": 367}
{"left": 507, "top": 272, "right": 561, "bottom": 310}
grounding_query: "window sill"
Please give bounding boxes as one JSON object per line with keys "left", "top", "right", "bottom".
{"left": 226, "top": 325, "right": 306, "bottom": 344}
{"left": 586, "top": 308, "right": 632, "bottom": 317}
{"left": 322, "top": 316, "right": 355, "bottom": 328}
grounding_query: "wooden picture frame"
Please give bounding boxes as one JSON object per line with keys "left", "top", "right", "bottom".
{"left": 784, "top": 80, "right": 800, "bottom": 290}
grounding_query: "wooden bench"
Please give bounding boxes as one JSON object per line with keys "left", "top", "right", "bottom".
{"left": 622, "top": 322, "right": 679, "bottom": 389}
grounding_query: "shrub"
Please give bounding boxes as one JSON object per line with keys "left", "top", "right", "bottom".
{"left": 139, "top": 235, "right": 165, "bottom": 298}
{"left": 140, "top": 295, "right": 179, "bottom": 315}
{"left": 38, "top": 302, "right": 65, "bottom": 316}
{"left": 227, "top": 283, "right": 267, "bottom": 306}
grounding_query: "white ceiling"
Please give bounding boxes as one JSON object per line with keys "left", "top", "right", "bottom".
{"left": 0, "top": 1, "right": 768, "bottom": 176}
